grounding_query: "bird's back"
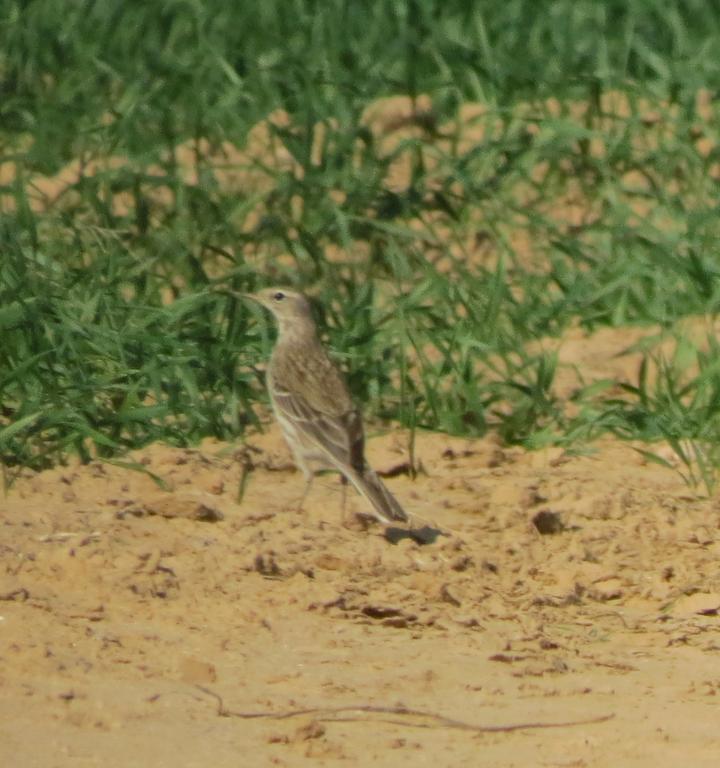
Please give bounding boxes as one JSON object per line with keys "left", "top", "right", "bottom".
{"left": 270, "top": 337, "right": 352, "bottom": 415}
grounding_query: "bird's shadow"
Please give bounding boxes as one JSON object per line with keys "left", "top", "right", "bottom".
{"left": 384, "top": 525, "right": 445, "bottom": 546}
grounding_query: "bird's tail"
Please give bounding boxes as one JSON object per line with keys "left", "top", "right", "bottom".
{"left": 344, "top": 467, "right": 409, "bottom": 524}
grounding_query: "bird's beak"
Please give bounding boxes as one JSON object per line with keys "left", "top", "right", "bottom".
{"left": 239, "top": 292, "right": 270, "bottom": 312}
{"left": 213, "top": 287, "right": 261, "bottom": 304}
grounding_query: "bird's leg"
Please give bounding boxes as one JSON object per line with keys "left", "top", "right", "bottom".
{"left": 289, "top": 451, "right": 315, "bottom": 518}
{"left": 296, "top": 472, "right": 314, "bottom": 515}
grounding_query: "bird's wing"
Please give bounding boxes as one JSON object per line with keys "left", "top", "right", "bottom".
{"left": 268, "top": 341, "right": 366, "bottom": 472}
{"left": 270, "top": 379, "right": 365, "bottom": 472}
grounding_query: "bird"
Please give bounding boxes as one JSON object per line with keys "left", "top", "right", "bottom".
{"left": 243, "top": 287, "right": 409, "bottom": 525}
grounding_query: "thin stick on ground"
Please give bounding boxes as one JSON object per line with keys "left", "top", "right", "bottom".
{"left": 195, "top": 686, "right": 614, "bottom": 734}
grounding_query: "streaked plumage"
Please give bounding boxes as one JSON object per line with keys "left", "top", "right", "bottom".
{"left": 245, "top": 288, "right": 408, "bottom": 524}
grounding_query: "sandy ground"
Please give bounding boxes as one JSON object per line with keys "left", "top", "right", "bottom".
{"left": 3, "top": 412, "right": 720, "bottom": 767}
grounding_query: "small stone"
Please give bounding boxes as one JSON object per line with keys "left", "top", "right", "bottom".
{"left": 532, "top": 509, "right": 565, "bottom": 535}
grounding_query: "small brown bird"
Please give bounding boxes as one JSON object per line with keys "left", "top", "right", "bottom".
{"left": 244, "top": 287, "right": 409, "bottom": 525}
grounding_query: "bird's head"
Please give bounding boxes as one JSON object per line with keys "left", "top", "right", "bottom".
{"left": 243, "top": 288, "right": 314, "bottom": 330}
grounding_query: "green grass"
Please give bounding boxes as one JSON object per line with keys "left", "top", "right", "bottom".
{"left": 4, "top": 0, "right": 720, "bottom": 492}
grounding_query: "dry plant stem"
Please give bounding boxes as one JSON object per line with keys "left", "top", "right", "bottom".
{"left": 195, "top": 686, "right": 614, "bottom": 733}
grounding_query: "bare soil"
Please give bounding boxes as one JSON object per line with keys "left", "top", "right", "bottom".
{"left": 3, "top": 401, "right": 720, "bottom": 767}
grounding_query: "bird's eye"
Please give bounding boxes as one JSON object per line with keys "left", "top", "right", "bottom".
{"left": 273, "top": 291, "right": 285, "bottom": 301}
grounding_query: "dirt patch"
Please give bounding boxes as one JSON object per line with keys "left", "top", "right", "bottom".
{"left": 2, "top": 418, "right": 720, "bottom": 766}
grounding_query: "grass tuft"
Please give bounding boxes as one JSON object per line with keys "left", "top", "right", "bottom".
{"left": 4, "top": 1, "right": 720, "bottom": 490}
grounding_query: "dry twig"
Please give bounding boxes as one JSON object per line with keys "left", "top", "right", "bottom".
{"left": 195, "top": 686, "right": 613, "bottom": 734}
